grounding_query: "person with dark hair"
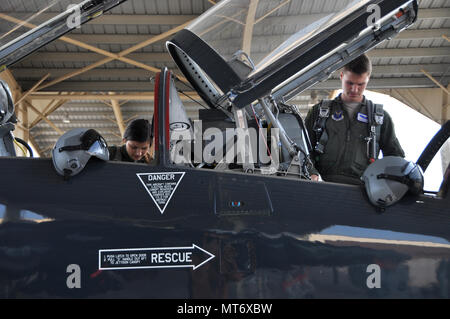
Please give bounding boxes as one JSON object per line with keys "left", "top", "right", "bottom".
{"left": 108, "top": 118, "right": 153, "bottom": 163}
{"left": 305, "top": 54, "right": 405, "bottom": 185}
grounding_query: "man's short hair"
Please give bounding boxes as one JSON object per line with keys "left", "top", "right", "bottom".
{"left": 343, "top": 54, "right": 372, "bottom": 75}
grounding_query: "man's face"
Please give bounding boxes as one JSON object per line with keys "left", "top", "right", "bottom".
{"left": 340, "top": 71, "right": 370, "bottom": 103}
{"left": 124, "top": 139, "right": 150, "bottom": 161}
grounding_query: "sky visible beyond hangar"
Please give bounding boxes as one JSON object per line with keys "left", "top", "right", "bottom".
{"left": 365, "top": 90, "right": 444, "bottom": 192}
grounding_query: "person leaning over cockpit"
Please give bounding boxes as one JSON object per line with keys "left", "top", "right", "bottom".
{"left": 108, "top": 118, "right": 153, "bottom": 163}
{"left": 304, "top": 54, "right": 405, "bottom": 185}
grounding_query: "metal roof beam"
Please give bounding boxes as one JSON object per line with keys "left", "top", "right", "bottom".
{"left": 0, "top": 13, "right": 166, "bottom": 78}
{"left": 29, "top": 92, "right": 199, "bottom": 100}
{"left": 1, "top": 13, "right": 198, "bottom": 25}
{"left": 19, "top": 47, "right": 450, "bottom": 67}
{"left": 29, "top": 99, "right": 69, "bottom": 129}
{"left": 21, "top": 52, "right": 174, "bottom": 63}
{"left": 421, "top": 69, "right": 450, "bottom": 95}
{"left": 36, "top": 21, "right": 191, "bottom": 90}
{"left": 13, "top": 64, "right": 450, "bottom": 80}
{"left": 314, "top": 77, "right": 450, "bottom": 90}
{"left": 23, "top": 100, "right": 64, "bottom": 135}
{"left": 396, "top": 28, "right": 449, "bottom": 40}
{"left": 368, "top": 48, "right": 449, "bottom": 58}
{"left": 21, "top": 77, "right": 449, "bottom": 93}
{"left": 3, "top": 7, "right": 446, "bottom": 29}
{"left": 12, "top": 68, "right": 180, "bottom": 78}
{"left": 56, "top": 28, "right": 448, "bottom": 44}
{"left": 92, "top": 14, "right": 197, "bottom": 25}
{"left": 5, "top": 5, "right": 446, "bottom": 21}
{"left": 372, "top": 64, "right": 450, "bottom": 75}
{"left": 417, "top": 8, "right": 450, "bottom": 19}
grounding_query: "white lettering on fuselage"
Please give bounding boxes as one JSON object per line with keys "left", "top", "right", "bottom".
{"left": 150, "top": 252, "right": 192, "bottom": 264}
{"left": 147, "top": 173, "right": 175, "bottom": 181}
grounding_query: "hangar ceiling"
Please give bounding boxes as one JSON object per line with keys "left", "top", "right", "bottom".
{"left": 0, "top": 0, "right": 449, "bottom": 158}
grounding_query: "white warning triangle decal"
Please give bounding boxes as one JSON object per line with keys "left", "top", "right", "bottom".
{"left": 136, "top": 172, "right": 185, "bottom": 214}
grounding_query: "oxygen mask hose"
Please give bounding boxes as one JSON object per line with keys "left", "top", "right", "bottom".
{"left": 14, "top": 137, "right": 34, "bottom": 157}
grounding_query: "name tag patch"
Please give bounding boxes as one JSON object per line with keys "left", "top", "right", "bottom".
{"left": 357, "top": 113, "right": 368, "bottom": 123}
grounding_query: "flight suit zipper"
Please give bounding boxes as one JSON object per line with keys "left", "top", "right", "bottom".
{"left": 334, "top": 113, "right": 351, "bottom": 175}
{"left": 342, "top": 126, "right": 352, "bottom": 174}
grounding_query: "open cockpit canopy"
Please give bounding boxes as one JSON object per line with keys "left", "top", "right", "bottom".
{"left": 167, "top": 0, "right": 418, "bottom": 109}
{"left": 0, "top": 0, "right": 127, "bottom": 70}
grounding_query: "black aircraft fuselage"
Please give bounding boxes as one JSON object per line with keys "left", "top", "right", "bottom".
{"left": 0, "top": 155, "right": 449, "bottom": 298}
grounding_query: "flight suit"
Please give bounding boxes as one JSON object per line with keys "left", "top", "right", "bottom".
{"left": 305, "top": 95, "right": 405, "bottom": 185}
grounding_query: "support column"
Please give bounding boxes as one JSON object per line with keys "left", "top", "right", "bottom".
{"left": 20, "top": 100, "right": 29, "bottom": 142}
{"left": 442, "top": 84, "right": 449, "bottom": 124}
{"left": 440, "top": 85, "right": 450, "bottom": 174}
{"left": 109, "top": 92, "right": 125, "bottom": 137}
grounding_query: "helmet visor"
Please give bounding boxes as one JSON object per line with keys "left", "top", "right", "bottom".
{"left": 87, "top": 138, "right": 109, "bottom": 161}
{"left": 402, "top": 162, "right": 424, "bottom": 194}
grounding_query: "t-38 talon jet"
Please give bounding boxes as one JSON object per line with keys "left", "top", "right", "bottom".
{"left": 0, "top": 0, "right": 449, "bottom": 298}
